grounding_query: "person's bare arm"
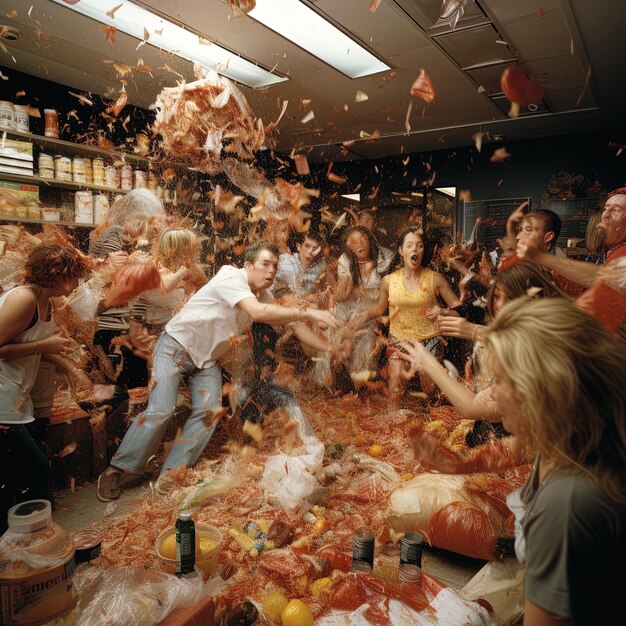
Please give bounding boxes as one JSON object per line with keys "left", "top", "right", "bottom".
{"left": 438, "top": 316, "right": 485, "bottom": 342}
{"left": 426, "top": 273, "right": 463, "bottom": 319}
{"left": 398, "top": 340, "right": 501, "bottom": 421}
{"left": 506, "top": 200, "right": 528, "bottom": 240}
{"left": 351, "top": 274, "right": 390, "bottom": 329}
{"left": 160, "top": 266, "right": 188, "bottom": 294}
{"left": 291, "top": 323, "right": 350, "bottom": 360}
{"left": 523, "top": 599, "right": 573, "bottom": 626}
{"left": 237, "top": 297, "right": 339, "bottom": 329}
{"left": 334, "top": 273, "right": 355, "bottom": 304}
{"left": 517, "top": 243, "right": 600, "bottom": 287}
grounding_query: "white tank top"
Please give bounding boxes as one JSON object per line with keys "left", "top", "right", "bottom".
{"left": 0, "top": 286, "right": 55, "bottom": 424}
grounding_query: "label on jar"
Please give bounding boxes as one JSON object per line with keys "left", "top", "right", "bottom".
{"left": 44, "top": 109, "right": 59, "bottom": 139}
{"left": 54, "top": 156, "right": 72, "bottom": 181}
{"left": 0, "top": 555, "right": 76, "bottom": 625}
{"left": 0, "top": 101, "right": 15, "bottom": 130}
{"left": 14, "top": 105, "right": 29, "bottom": 133}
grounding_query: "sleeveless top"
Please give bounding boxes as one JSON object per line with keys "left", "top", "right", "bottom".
{"left": 388, "top": 268, "right": 439, "bottom": 340}
{"left": 0, "top": 286, "right": 55, "bottom": 423}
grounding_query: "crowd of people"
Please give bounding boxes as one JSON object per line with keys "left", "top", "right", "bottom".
{"left": 1, "top": 187, "right": 624, "bottom": 625}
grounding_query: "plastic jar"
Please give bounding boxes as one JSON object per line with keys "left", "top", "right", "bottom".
{"left": 93, "top": 193, "right": 109, "bottom": 225}
{"left": 74, "top": 190, "right": 93, "bottom": 224}
{"left": 38, "top": 153, "right": 54, "bottom": 179}
{"left": 54, "top": 155, "right": 72, "bottom": 181}
{"left": 0, "top": 500, "right": 77, "bottom": 626}
{"left": 133, "top": 169, "right": 147, "bottom": 189}
{"left": 0, "top": 101, "right": 15, "bottom": 130}
{"left": 104, "top": 165, "right": 119, "bottom": 189}
{"left": 72, "top": 158, "right": 86, "bottom": 183}
{"left": 91, "top": 158, "right": 105, "bottom": 185}
{"left": 14, "top": 105, "right": 29, "bottom": 133}
{"left": 44, "top": 109, "right": 59, "bottom": 138}
{"left": 83, "top": 158, "right": 92, "bottom": 184}
{"left": 120, "top": 163, "right": 133, "bottom": 190}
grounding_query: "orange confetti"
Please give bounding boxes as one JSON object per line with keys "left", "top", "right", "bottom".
{"left": 490, "top": 147, "right": 511, "bottom": 163}
{"left": 106, "top": 3, "right": 123, "bottom": 19}
{"left": 293, "top": 154, "right": 310, "bottom": 176}
{"left": 106, "top": 87, "right": 128, "bottom": 118}
{"left": 58, "top": 441, "right": 77, "bottom": 458}
{"left": 410, "top": 69, "right": 435, "bottom": 103}
{"left": 369, "top": 0, "right": 383, "bottom": 13}
{"left": 100, "top": 24, "right": 117, "bottom": 44}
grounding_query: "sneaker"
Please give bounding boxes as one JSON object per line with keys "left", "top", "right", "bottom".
{"left": 97, "top": 471, "right": 121, "bottom": 502}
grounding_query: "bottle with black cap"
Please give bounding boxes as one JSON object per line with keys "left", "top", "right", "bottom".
{"left": 175, "top": 510, "right": 195, "bottom": 576}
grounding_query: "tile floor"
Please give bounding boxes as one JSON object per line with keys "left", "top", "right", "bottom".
{"left": 53, "top": 479, "right": 484, "bottom": 592}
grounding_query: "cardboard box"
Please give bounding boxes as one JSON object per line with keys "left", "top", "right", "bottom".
{"left": 0, "top": 179, "right": 39, "bottom": 202}
{"left": 0, "top": 138, "right": 33, "bottom": 160}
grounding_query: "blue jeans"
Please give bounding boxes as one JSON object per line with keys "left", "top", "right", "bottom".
{"left": 112, "top": 332, "right": 222, "bottom": 475}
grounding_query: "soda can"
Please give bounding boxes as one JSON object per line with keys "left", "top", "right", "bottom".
{"left": 175, "top": 511, "right": 195, "bottom": 576}
{"left": 351, "top": 527, "right": 375, "bottom": 573}
{"left": 399, "top": 531, "right": 424, "bottom": 582}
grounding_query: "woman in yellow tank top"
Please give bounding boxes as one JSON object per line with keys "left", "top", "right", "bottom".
{"left": 353, "top": 228, "right": 462, "bottom": 411}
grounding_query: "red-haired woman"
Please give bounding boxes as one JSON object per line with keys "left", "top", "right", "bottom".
{"left": 0, "top": 243, "right": 90, "bottom": 532}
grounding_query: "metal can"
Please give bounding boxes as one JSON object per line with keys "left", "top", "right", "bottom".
{"left": 71, "top": 529, "right": 102, "bottom": 566}
{"left": 44, "top": 108, "right": 59, "bottom": 138}
{"left": 175, "top": 511, "right": 195, "bottom": 576}
{"left": 133, "top": 169, "right": 147, "bottom": 189}
{"left": 0, "top": 101, "right": 15, "bottom": 130}
{"left": 74, "top": 190, "right": 93, "bottom": 224}
{"left": 14, "top": 104, "right": 29, "bottom": 133}
{"left": 399, "top": 531, "right": 424, "bottom": 582}
{"left": 38, "top": 153, "right": 54, "bottom": 179}
{"left": 72, "top": 157, "right": 86, "bottom": 183}
{"left": 120, "top": 163, "right": 133, "bottom": 190}
{"left": 351, "top": 527, "right": 375, "bottom": 573}
{"left": 54, "top": 155, "right": 72, "bottom": 181}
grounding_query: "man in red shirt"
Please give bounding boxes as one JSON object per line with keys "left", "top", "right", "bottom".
{"left": 518, "top": 191, "right": 626, "bottom": 335}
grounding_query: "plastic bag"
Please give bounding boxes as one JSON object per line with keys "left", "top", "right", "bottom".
{"left": 75, "top": 566, "right": 205, "bottom": 626}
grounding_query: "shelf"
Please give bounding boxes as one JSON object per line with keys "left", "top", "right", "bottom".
{"left": 0, "top": 128, "right": 148, "bottom": 165}
{"left": 0, "top": 171, "right": 130, "bottom": 194}
{"left": 0, "top": 214, "right": 97, "bottom": 228}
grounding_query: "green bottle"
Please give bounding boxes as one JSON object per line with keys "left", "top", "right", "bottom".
{"left": 175, "top": 511, "right": 195, "bottom": 576}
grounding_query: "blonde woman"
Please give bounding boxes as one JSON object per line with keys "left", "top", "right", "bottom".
{"left": 482, "top": 297, "right": 625, "bottom": 626}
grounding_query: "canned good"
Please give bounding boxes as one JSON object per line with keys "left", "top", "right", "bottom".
{"left": 54, "top": 155, "right": 72, "bottom": 181}
{"left": 133, "top": 169, "right": 147, "bottom": 189}
{"left": 44, "top": 108, "right": 59, "bottom": 138}
{"left": 94, "top": 193, "right": 109, "bottom": 225}
{"left": 72, "top": 157, "right": 86, "bottom": 183}
{"left": 38, "top": 153, "right": 54, "bottom": 179}
{"left": 0, "top": 101, "right": 15, "bottom": 130}
{"left": 41, "top": 208, "right": 61, "bottom": 221}
{"left": 120, "top": 163, "right": 133, "bottom": 190}
{"left": 71, "top": 529, "right": 102, "bottom": 567}
{"left": 75, "top": 190, "right": 93, "bottom": 224}
{"left": 92, "top": 158, "right": 105, "bottom": 185}
{"left": 352, "top": 527, "right": 375, "bottom": 573}
{"left": 175, "top": 512, "right": 195, "bottom": 576}
{"left": 399, "top": 531, "right": 423, "bottom": 582}
{"left": 14, "top": 104, "right": 29, "bottom": 132}
{"left": 104, "top": 164, "right": 119, "bottom": 189}
{"left": 83, "top": 158, "right": 93, "bottom": 184}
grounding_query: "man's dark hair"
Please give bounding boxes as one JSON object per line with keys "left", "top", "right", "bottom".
{"left": 522, "top": 210, "right": 562, "bottom": 250}
{"left": 244, "top": 240, "right": 279, "bottom": 264}
{"left": 294, "top": 230, "right": 326, "bottom": 248}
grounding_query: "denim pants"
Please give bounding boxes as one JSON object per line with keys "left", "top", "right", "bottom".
{"left": 112, "top": 332, "right": 222, "bottom": 475}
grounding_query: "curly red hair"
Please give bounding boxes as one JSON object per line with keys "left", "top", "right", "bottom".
{"left": 24, "top": 243, "right": 91, "bottom": 287}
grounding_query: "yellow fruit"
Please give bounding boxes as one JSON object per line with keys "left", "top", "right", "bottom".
{"left": 310, "top": 577, "right": 333, "bottom": 598}
{"left": 400, "top": 473, "right": 414, "bottom": 481}
{"left": 367, "top": 444, "right": 385, "bottom": 457}
{"left": 262, "top": 591, "right": 289, "bottom": 623}
{"left": 311, "top": 518, "right": 330, "bottom": 535}
{"left": 281, "top": 599, "right": 314, "bottom": 626}
{"left": 160, "top": 532, "right": 216, "bottom": 560}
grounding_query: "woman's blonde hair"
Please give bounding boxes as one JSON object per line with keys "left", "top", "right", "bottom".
{"left": 585, "top": 210, "right": 604, "bottom": 252}
{"left": 152, "top": 227, "right": 198, "bottom": 270}
{"left": 104, "top": 189, "right": 165, "bottom": 241}
{"left": 483, "top": 297, "right": 626, "bottom": 504}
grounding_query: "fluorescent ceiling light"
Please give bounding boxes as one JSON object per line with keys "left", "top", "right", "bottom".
{"left": 249, "top": 0, "right": 390, "bottom": 78}
{"left": 50, "top": 0, "right": 287, "bottom": 88}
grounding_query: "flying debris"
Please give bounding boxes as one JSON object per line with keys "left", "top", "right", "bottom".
{"left": 434, "top": 0, "right": 467, "bottom": 30}
{"left": 490, "top": 147, "right": 511, "bottom": 163}
{"left": 410, "top": 69, "right": 436, "bottom": 103}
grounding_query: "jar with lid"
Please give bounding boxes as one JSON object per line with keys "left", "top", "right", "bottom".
{"left": 0, "top": 101, "right": 15, "bottom": 130}
{"left": 120, "top": 163, "right": 133, "bottom": 190}
{"left": 75, "top": 190, "right": 94, "bottom": 224}
{"left": 104, "top": 164, "right": 119, "bottom": 189}
{"left": 83, "top": 158, "right": 93, "bottom": 184}
{"left": 92, "top": 158, "right": 105, "bottom": 185}
{"left": 72, "top": 157, "right": 86, "bottom": 183}
{"left": 133, "top": 169, "right": 147, "bottom": 189}
{"left": 70, "top": 529, "right": 101, "bottom": 572}
{"left": 38, "top": 153, "right": 54, "bottom": 179}
{"left": 0, "top": 500, "right": 77, "bottom": 626}
{"left": 94, "top": 193, "right": 109, "bottom": 225}
{"left": 14, "top": 104, "right": 29, "bottom": 133}
{"left": 54, "top": 155, "right": 72, "bottom": 182}
{"left": 44, "top": 109, "right": 59, "bottom": 138}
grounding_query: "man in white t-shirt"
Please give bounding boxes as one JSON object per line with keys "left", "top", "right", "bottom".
{"left": 96, "top": 241, "right": 339, "bottom": 502}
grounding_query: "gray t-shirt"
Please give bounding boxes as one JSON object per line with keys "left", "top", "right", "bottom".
{"left": 521, "top": 464, "right": 626, "bottom": 624}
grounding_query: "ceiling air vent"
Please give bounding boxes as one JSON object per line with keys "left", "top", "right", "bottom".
{"left": 0, "top": 25, "right": 20, "bottom": 42}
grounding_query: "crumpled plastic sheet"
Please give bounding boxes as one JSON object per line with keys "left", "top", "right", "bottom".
{"left": 74, "top": 565, "right": 207, "bottom": 626}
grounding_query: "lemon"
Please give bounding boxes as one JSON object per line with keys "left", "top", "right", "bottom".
{"left": 310, "top": 577, "right": 332, "bottom": 598}
{"left": 281, "top": 599, "right": 314, "bottom": 626}
{"left": 262, "top": 591, "right": 289, "bottom": 623}
{"left": 367, "top": 444, "right": 385, "bottom": 457}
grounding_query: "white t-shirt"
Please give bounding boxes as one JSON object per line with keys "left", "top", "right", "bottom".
{"left": 165, "top": 265, "right": 256, "bottom": 368}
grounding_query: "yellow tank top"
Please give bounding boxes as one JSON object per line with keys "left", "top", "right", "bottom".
{"left": 388, "top": 268, "right": 439, "bottom": 340}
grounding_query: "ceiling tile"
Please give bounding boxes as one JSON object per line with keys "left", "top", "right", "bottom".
{"left": 466, "top": 61, "right": 518, "bottom": 95}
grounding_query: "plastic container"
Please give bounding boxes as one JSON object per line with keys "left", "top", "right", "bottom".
{"left": 120, "top": 163, "right": 133, "bottom": 190}
{"left": 0, "top": 101, "right": 15, "bottom": 130}
{"left": 104, "top": 165, "right": 118, "bottom": 189}
{"left": 155, "top": 522, "right": 222, "bottom": 579}
{"left": 71, "top": 529, "right": 101, "bottom": 570}
{"left": 71, "top": 158, "right": 86, "bottom": 184}
{"left": 44, "top": 109, "right": 59, "bottom": 138}
{"left": 14, "top": 105, "right": 29, "bottom": 133}
{"left": 54, "top": 155, "right": 72, "bottom": 182}
{"left": 133, "top": 170, "right": 147, "bottom": 189}
{"left": 74, "top": 191, "right": 93, "bottom": 224}
{"left": 0, "top": 500, "right": 77, "bottom": 626}
{"left": 93, "top": 194, "right": 109, "bottom": 225}
{"left": 91, "top": 158, "right": 104, "bottom": 186}
{"left": 38, "top": 153, "right": 54, "bottom": 179}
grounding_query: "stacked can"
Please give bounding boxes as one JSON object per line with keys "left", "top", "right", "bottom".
{"left": 120, "top": 163, "right": 133, "bottom": 190}
{"left": 92, "top": 158, "right": 105, "bottom": 186}
{"left": 351, "top": 527, "right": 375, "bottom": 573}
{"left": 38, "top": 153, "right": 54, "bottom": 179}
{"left": 399, "top": 532, "right": 424, "bottom": 582}
{"left": 54, "top": 155, "right": 72, "bottom": 181}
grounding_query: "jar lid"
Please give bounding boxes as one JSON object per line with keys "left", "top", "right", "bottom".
{"left": 178, "top": 511, "right": 193, "bottom": 521}
{"left": 7, "top": 499, "right": 51, "bottom": 533}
